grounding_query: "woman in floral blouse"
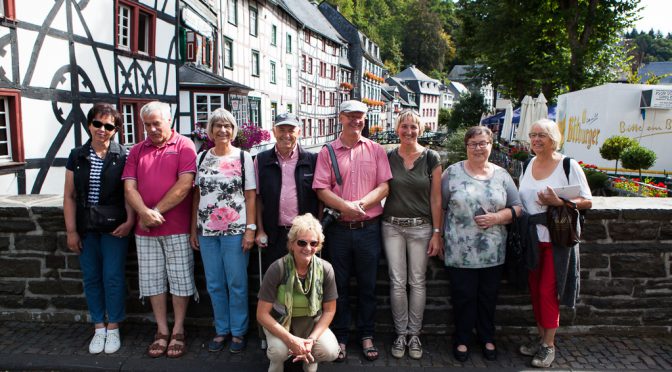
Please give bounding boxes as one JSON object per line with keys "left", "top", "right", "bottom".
{"left": 190, "top": 108, "right": 256, "bottom": 353}
{"left": 441, "top": 126, "right": 521, "bottom": 362}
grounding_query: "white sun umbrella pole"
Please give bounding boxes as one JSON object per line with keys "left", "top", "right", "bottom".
{"left": 515, "top": 95, "right": 535, "bottom": 143}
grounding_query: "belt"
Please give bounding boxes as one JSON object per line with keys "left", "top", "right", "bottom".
{"left": 384, "top": 216, "right": 429, "bottom": 227}
{"left": 337, "top": 217, "right": 380, "bottom": 230}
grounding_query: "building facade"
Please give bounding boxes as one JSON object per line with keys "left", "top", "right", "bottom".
{"left": 388, "top": 65, "right": 440, "bottom": 131}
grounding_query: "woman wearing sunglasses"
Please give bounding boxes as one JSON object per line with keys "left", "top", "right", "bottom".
{"left": 256, "top": 213, "right": 340, "bottom": 372}
{"left": 441, "top": 126, "right": 521, "bottom": 362}
{"left": 63, "top": 103, "right": 135, "bottom": 354}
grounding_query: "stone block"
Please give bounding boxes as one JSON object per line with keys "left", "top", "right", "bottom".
{"left": 641, "top": 309, "right": 672, "bottom": 325}
{"left": 584, "top": 209, "right": 619, "bottom": 220}
{"left": 496, "top": 307, "right": 535, "bottom": 326}
{"left": 660, "top": 222, "right": 672, "bottom": 240}
{"left": 2, "top": 220, "right": 37, "bottom": 232}
{"left": 611, "top": 254, "right": 666, "bottom": 278}
{"left": 51, "top": 296, "right": 88, "bottom": 310}
{"left": 423, "top": 307, "right": 453, "bottom": 326}
{"left": 36, "top": 215, "right": 66, "bottom": 232}
{"left": 581, "top": 279, "right": 635, "bottom": 296}
{"left": 621, "top": 209, "right": 672, "bottom": 221}
{"left": 0, "top": 295, "right": 49, "bottom": 309}
{"left": 45, "top": 255, "right": 66, "bottom": 269}
{"left": 582, "top": 221, "right": 607, "bottom": 241}
{"left": 0, "top": 280, "right": 25, "bottom": 295}
{"left": 0, "top": 258, "right": 41, "bottom": 277}
{"left": 31, "top": 205, "right": 64, "bottom": 216}
{"left": 59, "top": 271, "right": 83, "bottom": 280}
{"left": 14, "top": 234, "right": 58, "bottom": 252}
{"left": 580, "top": 253, "right": 608, "bottom": 268}
{"left": 28, "top": 280, "right": 82, "bottom": 295}
{"left": 426, "top": 283, "right": 450, "bottom": 297}
{"left": 583, "top": 296, "right": 672, "bottom": 309}
{"left": 634, "top": 278, "right": 672, "bottom": 297}
{"left": 66, "top": 255, "right": 81, "bottom": 269}
{"left": 0, "top": 206, "right": 29, "bottom": 218}
{"left": 0, "top": 236, "right": 9, "bottom": 251}
{"left": 608, "top": 222, "right": 659, "bottom": 241}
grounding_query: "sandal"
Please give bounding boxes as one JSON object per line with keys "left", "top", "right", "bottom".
{"left": 147, "top": 332, "right": 169, "bottom": 358}
{"left": 361, "top": 338, "right": 379, "bottom": 361}
{"left": 334, "top": 343, "right": 347, "bottom": 363}
{"left": 167, "top": 333, "right": 187, "bottom": 358}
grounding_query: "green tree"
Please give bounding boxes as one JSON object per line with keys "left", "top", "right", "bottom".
{"left": 444, "top": 127, "right": 468, "bottom": 165}
{"left": 402, "top": 0, "right": 454, "bottom": 73}
{"left": 599, "top": 135, "right": 638, "bottom": 175}
{"left": 621, "top": 145, "right": 657, "bottom": 178}
{"left": 447, "top": 92, "right": 487, "bottom": 131}
{"left": 438, "top": 108, "right": 451, "bottom": 130}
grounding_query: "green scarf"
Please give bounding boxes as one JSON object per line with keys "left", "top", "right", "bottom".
{"left": 278, "top": 253, "right": 324, "bottom": 331}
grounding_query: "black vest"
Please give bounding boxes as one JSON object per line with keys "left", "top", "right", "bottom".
{"left": 68, "top": 140, "right": 127, "bottom": 234}
{"left": 256, "top": 146, "right": 319, "bottom": 244}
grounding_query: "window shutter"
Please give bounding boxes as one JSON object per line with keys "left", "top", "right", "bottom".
{"left": 186, "top": 31, "right": 195, "bottom": 62}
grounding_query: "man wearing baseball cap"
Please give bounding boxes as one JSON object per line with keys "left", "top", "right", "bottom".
{"left": 254, "top": 112, "right": 320, "bottom": 272}
{"left": 312, "top": 100, "right": 392, "bottom": 361}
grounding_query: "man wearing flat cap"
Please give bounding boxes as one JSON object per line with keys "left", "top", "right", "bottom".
{"left": 312, "top": 100, "right": 392, "bottom": 361}
{"left": 254, "top": 112, "right": 320, "bottom": 272}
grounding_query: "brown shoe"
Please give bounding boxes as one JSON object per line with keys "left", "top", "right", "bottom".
{"left": 167, "top": 333, "right": 187, "bottom": 358}
{"left": 147, "top": 332, "right": 169, "bottom": 358}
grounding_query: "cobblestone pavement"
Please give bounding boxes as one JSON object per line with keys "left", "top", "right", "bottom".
{"left": 0, "top": 321, "right": 670, "bottom": 371}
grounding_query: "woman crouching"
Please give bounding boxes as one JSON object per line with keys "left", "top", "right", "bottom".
{"left": 256, "top": 213, "right": 340, "bottom": 372}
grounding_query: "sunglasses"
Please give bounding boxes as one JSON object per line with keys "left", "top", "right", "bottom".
{"left": 296, "top": 239, "right": 319, "bottom": 248}
{"left": 91, "top": 120, "right": 117, "bottom": 131}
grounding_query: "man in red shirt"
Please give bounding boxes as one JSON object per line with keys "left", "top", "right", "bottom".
{"left": 312, "top": 100, "right": 392, "bottom": 361}
{"left": 122, "top": 101, "right": 196, "bottom": 358}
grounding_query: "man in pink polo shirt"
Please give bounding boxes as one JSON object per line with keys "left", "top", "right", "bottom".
{"left": 122, "top": 101, "right": 196, "bottom": 358}
{"left": 312, "top": 100, "right": 392, "bottom": 362}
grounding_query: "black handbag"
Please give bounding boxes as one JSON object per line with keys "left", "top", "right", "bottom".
{"left": 86, "top": 205, "right": 126, "bottom": 233}
{"left": 505, "top": 206, "right": 527, "bottom": 289}
{"left": 546, "top": 205, "right": 580, "bottom": 247}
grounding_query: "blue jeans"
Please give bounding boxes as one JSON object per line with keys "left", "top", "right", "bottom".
{"left": 198, "top": 234, "right": 250, "bottom": 337}
{"left": 79, "top": 232, "right": 129, "bottom": 324}
{"left": 325, "top": 221, "right": 381, "bottom": 344}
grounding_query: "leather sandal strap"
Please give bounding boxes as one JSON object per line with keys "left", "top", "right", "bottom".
{"left": 155, "top": 332, "right": 170, "bottom": 341}
{"left": 171, "top": 333, "right": 186, "bottom": 342}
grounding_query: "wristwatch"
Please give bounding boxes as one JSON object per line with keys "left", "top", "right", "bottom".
{"left": 246, "top": 224, "right": 257, "bottom": 231}
{"left": 433, "top": 228, "right": 441, "bottom": 234}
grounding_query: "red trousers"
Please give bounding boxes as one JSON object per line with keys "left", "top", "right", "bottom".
{"left": 528, "top": 242, "right": 560, "bottom": 329}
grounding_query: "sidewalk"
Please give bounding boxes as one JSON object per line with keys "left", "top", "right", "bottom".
{"left": 0, "top": 320, "right": 670, "bottom": 371}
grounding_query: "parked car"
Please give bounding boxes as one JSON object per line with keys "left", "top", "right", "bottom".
{"left": 418, "top": 131, "right": 446, "bottom": 146}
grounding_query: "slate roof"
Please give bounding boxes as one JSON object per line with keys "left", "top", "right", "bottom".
{"left": 638, "top": 62, "right": 672, "bottom": 84}
{"left": 394, "top": 65, "right": 439, "bottom": 83}
{"left": 179, "top": 65, "right": 252, "bottom": 92}
{"left": 279, "top": 0, "right": 346, "bottom": 44}
{"left": 447, "top": 65, "right": 483, "bottom": 82}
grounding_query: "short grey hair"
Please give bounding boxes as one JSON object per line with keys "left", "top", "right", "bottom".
{"left": 529, "top": 118, "right": 562, "bottom": 150}
{"left": 206, "top": 108, "right": 238, "bottom": 141}
{"left": 140, "top": 101, "right": 172, "bottom": 122}
{"left": 286, "top": 213, "right": 324, "bottom": 253}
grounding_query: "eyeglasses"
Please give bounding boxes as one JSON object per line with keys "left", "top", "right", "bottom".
{"left": 296, "top": 239, "right": 319, "bottom": 248}
{"left": 466, "top": 141, "right": 491, "bottom": 149}
{"left": 91, "top": 120, "right": 116, "bottom": 131}
{"left": 528, "top": 132, "right": 549, "bottom": 139}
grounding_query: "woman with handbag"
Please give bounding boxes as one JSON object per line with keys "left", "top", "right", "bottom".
{"left": 441, "top": 126, "right": 521, "bottom": 362}
{"left": 518, "top": 119, "right": 592, "bottom": 368}
{"left": 189, "top": 108, "right": 256, "bottom": 353}
{"left": 63, "top": 103, "right": 135, "bottom": 354}
{"left": 382, "top": 109, "right": 443, "bottom": 360}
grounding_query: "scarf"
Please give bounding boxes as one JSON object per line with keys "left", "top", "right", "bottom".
{"left": 278, "top": 253, "right": 324, "bottom": 331}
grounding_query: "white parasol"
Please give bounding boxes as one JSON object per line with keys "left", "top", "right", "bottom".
{"left": 533, "top": 92, "right": 548, "bottom": 122}
{"left": 500, "top": 102, "right": 514, "bottom": 142}
{"left": 514, "top": 95, "right": 535, "bottom": 142}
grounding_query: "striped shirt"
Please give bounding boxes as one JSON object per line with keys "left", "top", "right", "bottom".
{"left": 87, "top": 146, "right": 105, "bottom": 205}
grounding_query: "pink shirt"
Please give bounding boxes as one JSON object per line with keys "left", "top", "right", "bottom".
{"left": 122, "top": 130, "right": 197, "bottom": 236}
{"left": 254, "top": 145, "right": 299, "bottom": 226}
{"left": 312, "top": 136, "right": 392, "bottom": 221}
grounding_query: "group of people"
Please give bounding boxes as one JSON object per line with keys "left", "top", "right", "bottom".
{"left": 63, "top": 99, "right": 591, "bottom": 370}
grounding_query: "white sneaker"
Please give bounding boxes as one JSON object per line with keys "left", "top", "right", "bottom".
{"left": 104, "top": 329, "right": 121, "bottom": 354}
{"left": 89, "top": 331, "right": 106, "bottom": 354}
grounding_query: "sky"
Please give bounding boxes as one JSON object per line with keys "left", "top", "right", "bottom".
{"left": 634, "top": 0, "right": 672, "bottom": 35}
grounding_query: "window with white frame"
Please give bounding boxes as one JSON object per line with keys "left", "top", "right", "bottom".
{"left": 194, "top": 93, "right": 224, "bottom": 124}
{"left": 270, "top": 61, "right": 276, "bottom": 84}
{"left": 286, "top": 67, "right": 292, "bottom": 87}
{"left": 118, "top": 100, "right": 151, "bottom": 145}
{"left": 228, "top": 0, "right": 237, "bottom": 25}
{"left": 0, "top": 97, "right": 11, "bottom": 161}
{"left": 251, "top": 50, "right": 260, "bottom": 76}
{"left": 116, "top": 0, "right": 155, "bottom": 56}
{"left": 249, "top": 7, "right": 258, "bottom": 36}
{"left": 271, "top": 25, "right": 277, "bottom": 46}
{"left": 224, "top": 37, "right": 233, "bottom": 69}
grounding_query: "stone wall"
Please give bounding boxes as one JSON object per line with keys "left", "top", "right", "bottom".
{"left": 0, "top": 195, "right": 670, "bottom": 334}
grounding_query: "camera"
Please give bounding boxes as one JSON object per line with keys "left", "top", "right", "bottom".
{"left": 320, "top": 207, "right": 341, "bottom": 229}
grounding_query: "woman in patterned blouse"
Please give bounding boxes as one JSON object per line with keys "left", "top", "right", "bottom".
{"left": 441, "top": 126, "right": 521, "bottom": 362}
{"left": 189, "top": 108, "right": 256, "bottom": 353}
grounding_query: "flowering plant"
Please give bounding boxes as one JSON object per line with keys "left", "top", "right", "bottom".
{"left": 340, "top": 82, "right": 353, "bottom": 90}
{"left": 233, "top": 123, "right": 271, "bottom": 150}
{"left": 362, "top": 98, "right": 385, "bottom": 107}
{"left": 191, "top": 123, "right": 214, "bottom": 152}
{"left": 364, "top": 71, "right": 385, "bottom": 83}
{"left": 611, "top": 176, "right": 668, "bottom": 198}
{"left": 370, "top": 125, "right": 383, "bottom": 134}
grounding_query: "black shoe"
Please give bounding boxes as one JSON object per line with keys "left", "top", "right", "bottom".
{"left": 453, "top": 345, "right": 469, "bottom": 362}
{"left": 482, "top": 343, "right": 497, "bottom": 361}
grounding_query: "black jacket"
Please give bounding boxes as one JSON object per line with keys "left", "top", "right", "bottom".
{"left": 256, "top": 146, "right": 319, "bottom": 244}
{"left": 68, "top": 140, "right": 127, "bottom": 234}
